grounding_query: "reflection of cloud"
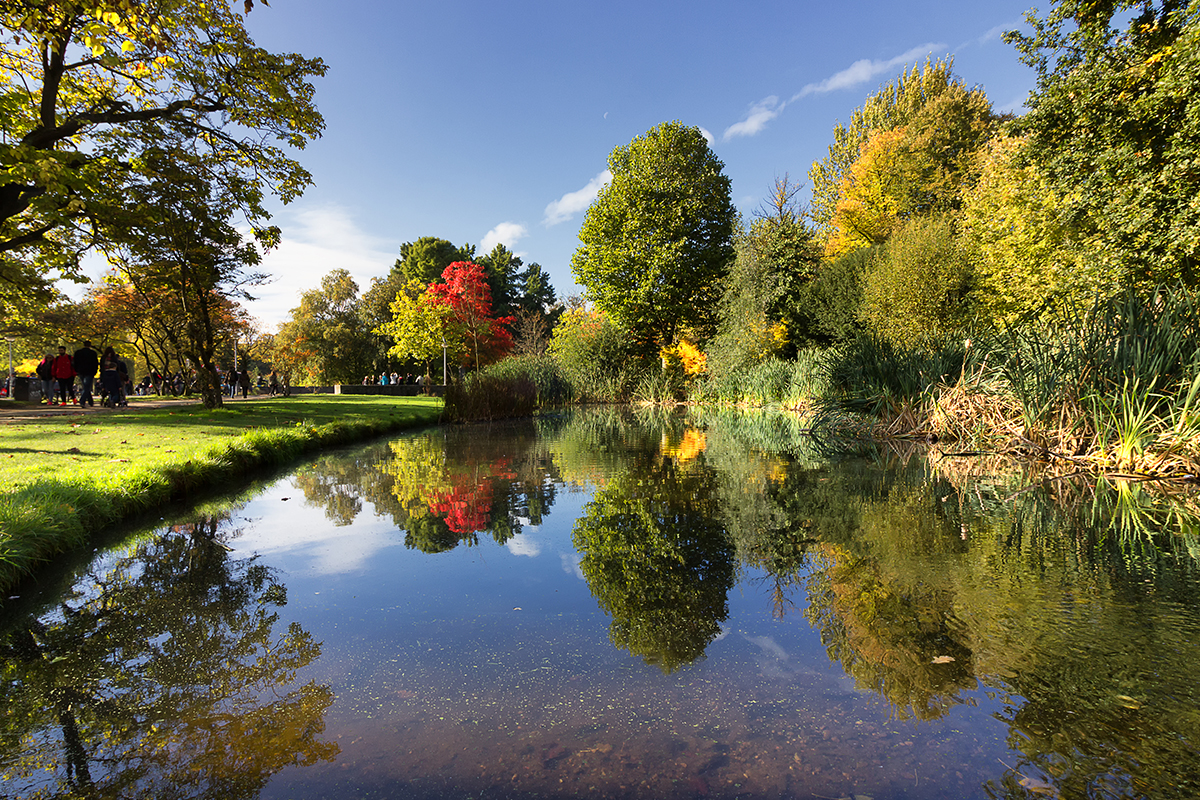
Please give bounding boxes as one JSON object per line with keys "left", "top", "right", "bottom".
{"left": 791, "top": 42, "right": 947, "bottom": 100}
{"left": 506, "top": 533, "right": 542, "bottom": 557}
{"left": 561, "top": 552, "right": 584, "bottom": 579}
{"left": 480, "top": 221, "right": 528, "bottom": 253}
{"left": 543, "top": 170, "right": 612, "bottom": 226}
{"left": 723, "top": 96, "right": 783, "bottom": 141}
{"left": 251, "top": 204, "right": 396, "bottom": 329}
{"left": 239, "top": 484, "right": 397, "bottom": 575}
{"left": 745, "top": 634, "right": 789, "bottom": 661}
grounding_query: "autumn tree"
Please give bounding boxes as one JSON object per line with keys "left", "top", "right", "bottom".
{"left": 572, "top": 121, "right": 736, "bottom": 355}
{"left": 103, "top": 144, "right": 265, "bottom": 409}
{"left": 275, "top": 269, "right": 376, "bottom": 385}
{"left": 374, "top": 278, "right": 455, "bottom": 380}
{"left": 427, "top": 261, "right": 514, "bottom": 371}
{"left": 809, "top": 57, "right": 962, "bottom": 235}
{"left": 0, "top": 0, "right": 325, "bottom": 320}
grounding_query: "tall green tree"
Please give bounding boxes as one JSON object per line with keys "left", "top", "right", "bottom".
{"left": 1007, "top": 0, "right": 1200, "bottom": 286}
{"left": 571, "top": 121, "right": 736, "bottom": 354}
{"left": 476, "top": 242, "right": 522, "bottom": 316}
{"left": 394, "top": 237, "right": 475, "bottom": 285}
{"left": 0, "top": 0, "right": 325, "bottom": 319}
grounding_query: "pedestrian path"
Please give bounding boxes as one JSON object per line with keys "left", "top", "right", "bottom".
{"left": 0, "top": 395, "right": 271, "bottom": 422}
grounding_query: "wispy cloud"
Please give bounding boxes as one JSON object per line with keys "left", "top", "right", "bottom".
{"left": 698, "top": 126, "right": 715, "bottom": 146}
{"left": 480, "top": 221, "right": 528, "bottom": 253}
{"left": 722, "top": 96, "right": 784, "bottom": 141}
{"left": 543, "top": 170, "right": 612, "bottom": 226}
{"left": 251, "top": 204, "right": 395, "bottom": 330}
{"left": 791, "top": 42, "right": 947, "bottom": 100}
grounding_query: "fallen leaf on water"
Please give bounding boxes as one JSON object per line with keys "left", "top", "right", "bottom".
{"left": 932, "top": 655, "right": 955, "bottom": 664}
{"left": 1019, "top": 776, "right": 1057, "bottom": 796}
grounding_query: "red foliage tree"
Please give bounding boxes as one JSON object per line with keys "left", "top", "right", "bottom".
{"left": 426, "top": 261, "right": 514, "bottom": 371}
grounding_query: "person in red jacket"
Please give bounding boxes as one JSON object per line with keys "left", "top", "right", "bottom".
{"left": 50, "top": 345, "right": 76, "bottom": 405}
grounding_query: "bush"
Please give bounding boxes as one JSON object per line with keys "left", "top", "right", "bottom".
{"left": 859, "top": 215, "right": 974, "bottom": 346}
{"left": 548, "top": 306, "right": 640, "bottom": 402}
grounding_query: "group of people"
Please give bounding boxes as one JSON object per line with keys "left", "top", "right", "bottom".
{"left": 366, "top": 372, "right": 430, "bottom": 386}
{"left": 34, "top": 341, "right": 130, "bottom": 408}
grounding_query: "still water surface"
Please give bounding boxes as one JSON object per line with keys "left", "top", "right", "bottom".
{"left": 3, "top": 407, "right": 1200, "bottom": 799}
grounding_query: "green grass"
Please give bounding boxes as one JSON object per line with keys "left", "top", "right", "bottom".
{"left": 0, "top": 395, "right": 442, "bottom": 592}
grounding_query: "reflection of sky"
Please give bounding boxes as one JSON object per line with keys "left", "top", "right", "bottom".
{"left": 233, "top": 478, "right": 402, "bottom": 576}
{"left": 232, "top": 474, "right": 596, "bottom": 581}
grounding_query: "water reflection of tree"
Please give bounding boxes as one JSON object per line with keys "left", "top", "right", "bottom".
{"left": 291, "top": 421, "right": 564, "bottom": 554}
{"left": 572, "top": 453, "right": 735, "bottom": 674}
{"left": 0, "top": 516, "right": 338, "bottom": 799}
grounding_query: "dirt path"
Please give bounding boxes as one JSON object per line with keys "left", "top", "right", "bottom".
{"left": 0, "top": 395, "right": 271, "bottom": 422}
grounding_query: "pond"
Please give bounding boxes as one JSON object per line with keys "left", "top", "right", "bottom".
{"left": 3, "top": 406, "right": 1200, "bottom": 799}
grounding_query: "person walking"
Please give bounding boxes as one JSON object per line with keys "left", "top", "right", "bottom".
{"left": 99, "top": 347, "right": 122, "bottom": 408}
{"left": 50, "top": 346, "right": 76, "bottom": 405}
{"left": 238, "top": 368, "right": 251, "bottom": 399}
{"left": 72, "top": 340, "right": 99, "bottom": 407}
{"left": 36, "top": 353, "right": 53, "bottom": 404}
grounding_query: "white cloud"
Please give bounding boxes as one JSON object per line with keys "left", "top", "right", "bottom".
{"left": 791, "top": 42, "right": 947, "bottom": 100}
{"left": 698, "top": 126, "right": 715, "bottom": 146}
{"left": 723, "top": 96, "right": 784, "bottom": 141}
{"left": 480, "top": 221, "right": 528, "bottom": 253}
{"left": 250, "top": 204, "right": 395, "bottom": 329}
{"left": 543, "top": 170, "right": 612, "bottom": 226}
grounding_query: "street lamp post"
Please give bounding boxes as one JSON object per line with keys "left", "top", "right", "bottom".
{"left": 5, "top": 336, "right": 13, "bottom": 399}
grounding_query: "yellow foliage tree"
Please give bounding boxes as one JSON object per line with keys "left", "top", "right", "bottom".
{"left": 960, "top": 135, "right": 1104, "bottom": 325}
{"left": 824, "top": 128, "right": 929, "bottom": 259}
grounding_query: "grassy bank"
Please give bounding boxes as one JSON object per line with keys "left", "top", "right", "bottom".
{"left": 0, "top": 396, "right": 442, "bottom": 593}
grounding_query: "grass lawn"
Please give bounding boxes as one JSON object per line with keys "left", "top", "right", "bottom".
{"left": 1, "top": 395, "right": 441, "bottom": 490}
{"left": 0, "top": 395, "right": 443, "bottom": 593}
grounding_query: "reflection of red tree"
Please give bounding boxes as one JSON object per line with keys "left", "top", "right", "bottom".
{"left": 424, "top": 460, "right": 516, "bottom": 534}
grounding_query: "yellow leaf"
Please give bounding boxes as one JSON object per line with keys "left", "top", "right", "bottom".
{"left": 121, "top": 40, "right": 136, "bottom": 52}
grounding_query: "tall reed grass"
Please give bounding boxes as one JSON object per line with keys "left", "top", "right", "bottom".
{"left": 442, "top": 355, "right": 572, "bottom": 422}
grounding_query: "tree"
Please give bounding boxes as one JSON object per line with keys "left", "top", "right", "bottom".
{"left": 0, "top": 0, "right": 325, "bottom": 318}
{"left": 859, "top": 214, "right": 975, "bottom": 345}
{"left": 426, "top": 261, "right": 514, "bottom": 372}
{"left": 960, "top": 135, "right": 1087, "bottom": 325}
{"left": 824, "top": 128, "right": 928, "bottom": 258}
{"left": 571, "top": 121, "right": 736, "bottom": 354}
{"left": 276, "top": 269, "right": 376, "bottom": 385}
{"left": 1006, "top": 0, "right": 1200, "bottom": 286}
{"left": 104, "top": 145, "right": 265, "bottom": 408}
{"left": 476, "top": 242, "right": 523, "bottom": 317}
{"left": 374, "top": 278, "right": 455, "bottom": 377}
{"left": 809, "top": 57, "right": 961, "bottom": 234}
{"left": 516, "top": 261, "right": 557, "bottom": 315}
{"left": 394, "top": 237, "right": 474, "bottom": 285}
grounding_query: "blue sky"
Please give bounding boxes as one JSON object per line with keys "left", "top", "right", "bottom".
{"left": 233, "top": 0, "right": 1039, "bottom": 327}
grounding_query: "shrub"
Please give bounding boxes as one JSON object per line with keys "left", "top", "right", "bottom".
{"left": 859, "top": 215, "right": 974, "bottom": 346}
